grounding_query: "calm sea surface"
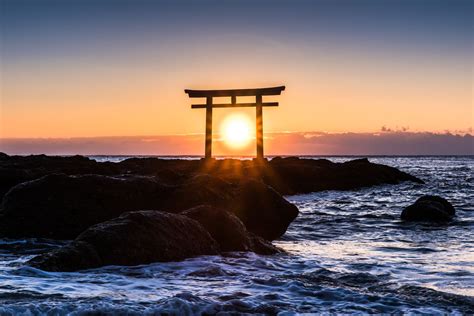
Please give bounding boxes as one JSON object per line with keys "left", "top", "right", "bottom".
{"left": 0, "top": 156, "right": 473, "bottom": 314}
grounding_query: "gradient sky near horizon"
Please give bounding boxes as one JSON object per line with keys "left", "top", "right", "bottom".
{"left": 0, "top": 0, "right": 472, "bottom": 142}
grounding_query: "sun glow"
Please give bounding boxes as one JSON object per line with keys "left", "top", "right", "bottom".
{"left": 220, "top": 114, "right": 252, "bottom": 148}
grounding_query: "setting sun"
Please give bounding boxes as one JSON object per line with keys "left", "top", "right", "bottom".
{"left": 220, "top": 114, "right": 253, "bottom": 148}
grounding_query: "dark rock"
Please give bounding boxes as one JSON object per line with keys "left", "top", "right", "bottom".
{"left": 0, "top": 154, "right": 424, "bottom": 242}
{"left": 0, "top": 167, "right": 32, "bottom": 200}
{"left": 163, "top": 174, "right": 235, "bottom": 212}
{"left": 0, "top": 172, "right": 296, "bottom": 242}
{"left": 416, "top": 195, "right": 455, "bottom": 216}
{"left": 401, "top": 195, "right": 455, "bottom": 222}
{"left": 0, "top": 152, "right": 10, "bottom": 160}
{"left": 0, "top": 154, "right": 121, "bottom": 200}
{"left": 163, "top": 175, "right": 299, "bottom": 241}
{"left": 0, "top": 174, "right": 172, "bottom": 239}
{"left": 265, "top": 157, "right": 424, "bottom": 194}
{"left": 0, "top": 154, "right": 424, "bottom": 199}
{"left": 230, "top": 179, "right": 299, "bottom": 241}
{"left": 181, "top": 205, "right": 280, "bottom": 254}
{"left": 28, "top": 210, "right": 219, "bottom": 271}
{"left": 248, "top": 233, "right": 282, "bottom": 255}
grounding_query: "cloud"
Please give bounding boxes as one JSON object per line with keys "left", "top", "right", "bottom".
{"left": 265, "top": 131, "right": 473, "bottom": 155}
{"left": 0, "top": 131, "right": 472, "bottom": 156}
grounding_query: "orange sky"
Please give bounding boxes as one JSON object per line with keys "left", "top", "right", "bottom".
{"left": 1, "top": 1, "right": 472, "bottom": 141}
{"left": 1, "top": 51, "right": 472, "bottom": 139}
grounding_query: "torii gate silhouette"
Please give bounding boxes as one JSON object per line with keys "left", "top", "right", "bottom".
{"left": 185, "top": 86, "right": 285, "bottom": 160}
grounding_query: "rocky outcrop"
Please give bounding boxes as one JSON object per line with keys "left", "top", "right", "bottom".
{"left": 401, "top": 195, "right": 456, "bottom": 222}
{"left": 0, "top": 153, "right": 424, "bottom": 200}
{"left": 0, "top": 174, "right": 172, "bottom": 239}
{"left": 0, "top": 154, "right": 121, "bottom": 199}
{"left": 230, "top": 179, "right": 299, "bottom": 241}
{"left": 27, "top": 207, "right": 281, "bottom": 272}
{"left": 264, "top": 157, "right": 424, "bottom": 195}
{"left": 28, "top": 211, "right": 219, "bottom": 272}
{"left": 0, "top": 153, "right": 424, "bottom": 244}
{"left": 181, "top": 205, "right": 280, "bottom": 254}
{"left": 0, "top": 173, "right": 297, "bottom": 241}
{"left": 163, "top": 175, "right": 299, "bottom": 241}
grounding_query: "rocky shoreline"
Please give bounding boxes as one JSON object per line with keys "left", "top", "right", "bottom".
{"left": 0, "top": 153, "right": 424, "bottom": 271}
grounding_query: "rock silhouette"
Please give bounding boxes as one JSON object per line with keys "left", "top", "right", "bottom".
{"left": 0, "top": 173, "right": 297, "bottom": 241}
{"left": 28, "top": 211, "right": 219, "bottom": 272}
{"left": 182, "top": 205, "right": 280, "bottom": 254}
{"left": 0, "top": 174, "right": 172, "bottom": 239}
{"left": 401, "top": 195, "right": 455, "bottom": 222}
{"left": 162, "top": 175, "right": 299, "bottom": 240}
{"left": 0, "top": 153, "right": 427, "bottom": 270}
{"left": 0, "top": 154, "right": 424, "bottom": 200}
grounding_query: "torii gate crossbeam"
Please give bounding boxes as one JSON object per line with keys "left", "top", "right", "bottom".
{"left": 185, "top": 86, "right": 285, "bottom": 160}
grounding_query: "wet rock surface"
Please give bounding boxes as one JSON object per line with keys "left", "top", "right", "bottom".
{"left": 0, "top": 173, "right": 297, "bottom": 241}
{"left": 28, "top": 210, "right": 219, "bottom": 271}
{"left": 163, "top": 175, "right": 299, "bottom": 241}
{"left": 0, "top": 154, "right": 424, "bottom": 200}
{"left": 0, "top": 174, "right": 173, "bottom": 239}
{"left": 401, "top": 195, "right": 455, "bottom": 222}
{"left": 182, "top": 205, "right": 280, "bottom": 254}
{"left": 0, "top": 153, "right": 426, "bottom": 269}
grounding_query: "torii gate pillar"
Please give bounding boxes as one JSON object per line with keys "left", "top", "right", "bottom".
{"left": 185, "top": 86, "right": 285, "bottom": 160}
{"left": 205, "top": 96, "right": 213, "bottom": 159}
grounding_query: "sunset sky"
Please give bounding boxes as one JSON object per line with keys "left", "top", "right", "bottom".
{"left": 0, "top": 0, "right": 472, "bottom": 155}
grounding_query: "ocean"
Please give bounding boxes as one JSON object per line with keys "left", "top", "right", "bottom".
{"left": 0, "top": 156, "right": 472, "bottom": 314}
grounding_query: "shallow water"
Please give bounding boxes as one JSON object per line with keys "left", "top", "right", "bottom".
{"left": 0, "top": 156, "right": 473, "bottom": 314}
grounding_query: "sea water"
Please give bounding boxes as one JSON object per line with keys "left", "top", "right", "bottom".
{"left": 0, "top": 156, "right": 472, "bottom": 314}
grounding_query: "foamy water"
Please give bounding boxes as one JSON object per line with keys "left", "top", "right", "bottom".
{"left": 0, "top": 156, "right": 473, "bottom": 314}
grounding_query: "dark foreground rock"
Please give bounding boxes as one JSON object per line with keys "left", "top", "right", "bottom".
{"left": 401, "top": 195, "right": 456, "bottom": 222}
{"left": 29, "top": 208, "right": 280, "bottom": 272}
{"left": 28, "top": 211, "right": 219, "bottom": 271}
{"left": 0, "top": 153, "right": 428, "bottom": 270}
{"left": 0, "top": 153, "right": 423, "bottom": 243}
{"left": 163, "top": 175, "right": 299, "bottom": 240}
{"left": 182, "top": 205, "right": 280, "bottom": 254}
{"left": 0, "top": 174, "right": 173, "bottom": 239}
{"left": 0, "top": 154, "right": 120, "bottom": 198}
{"left": 0, "top": 173, "right": 297, "bottom": 241}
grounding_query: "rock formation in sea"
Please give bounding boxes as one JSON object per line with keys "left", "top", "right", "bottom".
{"left": 401, "top": 195, "right": 456, "bottom": 222}
{"left": 0, "top": 153, "right": 425, "bottom": 270}
{"left": 181, "top": 205, "right": 280, "bottom": 254}
{"left": 28, "top": 211, "right": 220, "bottom": 271}
{"left": 0, "top": 173, "right": 297, "bottom": 241}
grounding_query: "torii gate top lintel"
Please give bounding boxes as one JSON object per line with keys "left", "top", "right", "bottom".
{"left": 184, "top": 85, "right": 285, "bottom": 98}
{"left": 185, "top": 85, "right": 285, "bottom": 160}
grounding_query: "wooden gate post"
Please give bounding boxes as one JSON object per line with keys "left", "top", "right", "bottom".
{"left": 256, "top": 94, "right": 264, "bottom": 160}
{"left": 205, "top": 96, "right": 213, "bottom": 159}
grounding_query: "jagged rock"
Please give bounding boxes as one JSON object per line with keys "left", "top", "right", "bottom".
{"left": 0, "top": 174, "right": 172, "bottom": 239}
{"left": 0, "top": 154, "right": 424, "bottom": 242}
{"left": 265, "top": 157, "right": 424, "bottom": 194}
{"left": 181, "top": 205, "right": 280, "bottom": 254}
{"left": 0, "top": 167, "right": 32, "bottom": 200}
{"left": 28, "top": 210, "right": 219, "bottom": 271}
{"left": 0, "top": 173, "right": 297, "bottom": 241}
{"left": 0, "top": 153, "right": 424, "bottom": 200}
{"left": 0, "top": 154, "right": 120, "bottom": 200}
{"left": 230, "top": 179, "right": 299, "bottom": 241}
{"left": 163, "top": 175, "right": 299, "bottom": 241}
{"left": 401, "top": 195, "right": 455, "bottom": 222}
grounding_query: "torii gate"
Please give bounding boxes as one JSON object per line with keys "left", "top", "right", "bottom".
{"left": 185, "top": 86, "right": 285, "bottom": 160}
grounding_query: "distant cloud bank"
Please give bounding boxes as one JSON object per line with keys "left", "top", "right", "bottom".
{"left": 0, "top": 131, "right": 472, "bottom": 156}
